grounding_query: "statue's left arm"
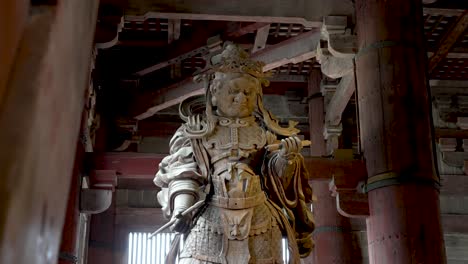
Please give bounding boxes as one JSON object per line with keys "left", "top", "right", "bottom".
{"left": 265, "top": 136, "right": 315, "bottom": 257}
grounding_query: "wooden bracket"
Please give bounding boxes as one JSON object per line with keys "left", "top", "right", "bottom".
{"left": 80, "top": 189, "right": 113, "bottom": 214}
{"left": 89, "top": 169, "right": 118, "bottom": 191}
{"left": 328, "top": 150, "right": 369, "bottom": 218}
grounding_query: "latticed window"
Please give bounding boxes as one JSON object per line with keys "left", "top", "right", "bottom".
{"left": 127, "top": 232, "right": 182, "bottom": 264}
{"left": 127, "top": 232, "right": 291, "bottom": 263}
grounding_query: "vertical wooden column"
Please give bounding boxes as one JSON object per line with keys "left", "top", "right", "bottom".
{"left": 0, "top": 0, "right": 29, "bottom": 102}
{"left": 87, "top": 198, "right": 116, "bottom": 264}
{"left": 58, "top": 141, "right": 85, "bottom": 264}
{"left": 308, "top": 70, "right": 326, "bottom": 157}
{"left": 0, "top": 1, "right": 99, "bottom": 263}
{"left": 308, "top": 70, "right": 359, "bottom": 263}
{"left": 355, "top": 0, "right": 446, "bottom": 263}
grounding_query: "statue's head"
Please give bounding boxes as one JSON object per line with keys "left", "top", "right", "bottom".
{"left": 208, "top": 44, "right": 270, "bottom": 118}
{"left": 183, "top": 44, "right": 299, "bottom": 138}
{"left": 210, "top": 72, "right": 260, "bottom": 118}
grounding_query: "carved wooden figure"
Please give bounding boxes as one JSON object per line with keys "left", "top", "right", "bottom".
{"left": 154, "top": 44, "right": 314, "bottom": 264}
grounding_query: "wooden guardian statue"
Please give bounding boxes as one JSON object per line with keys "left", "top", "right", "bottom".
{"left": 153, "top": 44, "right": 314, "bottom": 264}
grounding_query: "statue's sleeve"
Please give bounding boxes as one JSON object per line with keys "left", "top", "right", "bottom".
{"left": 264, "top": 144, "right": 315, "bottom": 257}
{"left": 154, "top": 127, "right": 205, "bottom": 219}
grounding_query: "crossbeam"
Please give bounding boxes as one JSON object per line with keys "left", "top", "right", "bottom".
{"left": 124, "top": 0, "right": 354, "bottom": 26}
{"left": 252, "top": 29, "right": 321, "bottom": 71}
{"left": 428, "top": 11, "right": 468, "bottom": 73}
{"left": 91, "top": 152, "right": 367, "bottom": 188}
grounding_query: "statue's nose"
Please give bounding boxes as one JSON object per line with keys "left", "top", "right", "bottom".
{"left": 234, "top": 93, "right": 247, "bottom": 103}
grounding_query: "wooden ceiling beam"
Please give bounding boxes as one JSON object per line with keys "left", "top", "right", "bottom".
{"left": 92, "top": 152, "right": 367, "bottom": 184}
{"left": 428, "top": 52, "right": 468, "bottom": 59}
{"left": 442, "top": 214, "right": 468, "bottom": 233}
{"left": 123, "top": 0, "right": 354, "bottom": 26}
{"left": 116, "top": 209, "right": 468, "bottom": 233}
{"left": 132, "top": 75, "right": 308, "bottom": 119}
{"left": 423, "top": 8, "right": 466, "bottom": 17}
{"left": 133, "top": 78, "right": 204, "bottom": 120}
{"left": 440, "top": 174, "right": 468, "bottom": 196}
{"left": 252, "top": 29, "right": 321, "bottom": 71}
{"left": 435, "top": 128, "right": 468, "bottom": 139}
{"left": 133, "top": 22, "right": 272, "bottom": 77}
{"left": 126, "top": 13, "right": 322, "bottom": 27}
{"left": 224, "top": 22, "right": 270, "bottom": 39}
{"left": 428, "top": 10, "right": 468, "bottom": 73}
{"left": 131, "top": 28, "right": 321, "bottom": 117}
{"left": 133, "top": 21, "right": 226, "bottom": 77}
{"left": 93, "top": 152, "right": 165, "bottom": 177}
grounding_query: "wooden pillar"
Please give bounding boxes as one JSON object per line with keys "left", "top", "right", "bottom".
{"left": 0, "top": 1, "right": 99, "bottom": 263}
{"left": 58, "top": 141, "right": 85, "bottom": 264}
{"left": 355, "top": 0, "right": 446, "bottom": 263}
{"left": 87, "top": 198, "right": 116, "bottom": 264}
{"left": 308, "top": 70, "right": 359, "bottom": 263}
{"left": 0, "top": 0, "right": 29, "bottom": 102}
{"left": 310, "top": 180, "right": 362, "bottom": 263}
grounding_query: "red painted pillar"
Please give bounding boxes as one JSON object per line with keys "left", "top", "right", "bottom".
{"left": 310, "top": 180, "right": 361, "bottom": 264}
{"left": 307, "top": 70, "right": 360, "bottom": 263}
{"left": 355, "top": 0, "right": 446, "bottom": 263}
{"left": 58, "top": 142, "right": 84, "bottom": 264}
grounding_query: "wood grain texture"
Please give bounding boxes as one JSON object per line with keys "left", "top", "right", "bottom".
{"left": 355, "top": 0, "right": 446, "bottom": 262}
{"left": 0, "top": 0, "right": 29, "bottom": 106}
{"left": 0, "top": 1, "right": 99, "bottom": 263}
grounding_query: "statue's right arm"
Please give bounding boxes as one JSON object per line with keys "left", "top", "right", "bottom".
{"left": 153, "top": 127, "right": 205, "bottom": 223}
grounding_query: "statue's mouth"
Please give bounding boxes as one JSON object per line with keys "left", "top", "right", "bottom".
{"left": 232, "top": 102, "right": 248, "bottom": 108}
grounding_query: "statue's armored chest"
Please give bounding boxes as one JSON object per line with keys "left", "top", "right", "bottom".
{"left": 202, "top": 120, "right": 266, "bottom": 151}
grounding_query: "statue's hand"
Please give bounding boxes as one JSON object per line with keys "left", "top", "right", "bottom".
{"left": 187, "top": 114, "right": 202, "bottom": 130}
{"left": 170, "top": 209, "right": 192, "bottom": 233}
{"left": 279, "top": 136, "right": 303, "bottom": 157}
{"left": 170, "top": 193, "right": 196, "bottom": 233}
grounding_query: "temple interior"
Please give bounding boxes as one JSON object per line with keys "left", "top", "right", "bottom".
{"left": 1, "top": 0, "right": 468, "bottom": 263}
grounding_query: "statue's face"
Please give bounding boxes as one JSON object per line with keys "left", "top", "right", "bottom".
{"left": 214, "top": 76, "right": 259, "bottom": 118}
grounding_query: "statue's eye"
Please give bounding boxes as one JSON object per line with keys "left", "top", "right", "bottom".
{"left": 229, "top": 87, "right": 240, "bottom": 94}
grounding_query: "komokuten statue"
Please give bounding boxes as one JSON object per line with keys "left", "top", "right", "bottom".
{"left": 153, "top": 44, "right": 314, "bottom": 264}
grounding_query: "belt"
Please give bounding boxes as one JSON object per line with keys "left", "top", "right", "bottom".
{"left": 210, "top": 192, "right": 266, "bottom": 209}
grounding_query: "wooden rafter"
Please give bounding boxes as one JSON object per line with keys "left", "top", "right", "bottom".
{"left": 134, "top": 78, "right": 204, "bottom": 120}
{"left": 252, "top": 29, "right": 321, "bottom": 71}
{"left": 134, "top": 22, "right": 274, "bottom": 77}
{"left": 224, "top": 22, "right": 270, "bottom": 39}
{"left": 428, "top": 11, "right": 468, "bottom": 73}
{"left": 132, "top": 75, "right": 308, "bottom": 120}
{"left": 133, "top": 21, "right": 226, "bottom": 76}
{"left": 131, "top": 29, "right": 322, "bottom": 120}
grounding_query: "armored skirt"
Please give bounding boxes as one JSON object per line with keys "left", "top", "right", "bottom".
{"left": 179, "top": 200, "right": 285, "bottom": 264}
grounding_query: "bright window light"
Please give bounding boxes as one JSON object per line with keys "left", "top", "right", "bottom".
{"left": 127, "top": 232, "right": 289, "bottom": 263}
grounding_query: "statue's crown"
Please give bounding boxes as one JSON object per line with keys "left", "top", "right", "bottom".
{"left": 212, "top": 44, "right": 271, "bottom": 78}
